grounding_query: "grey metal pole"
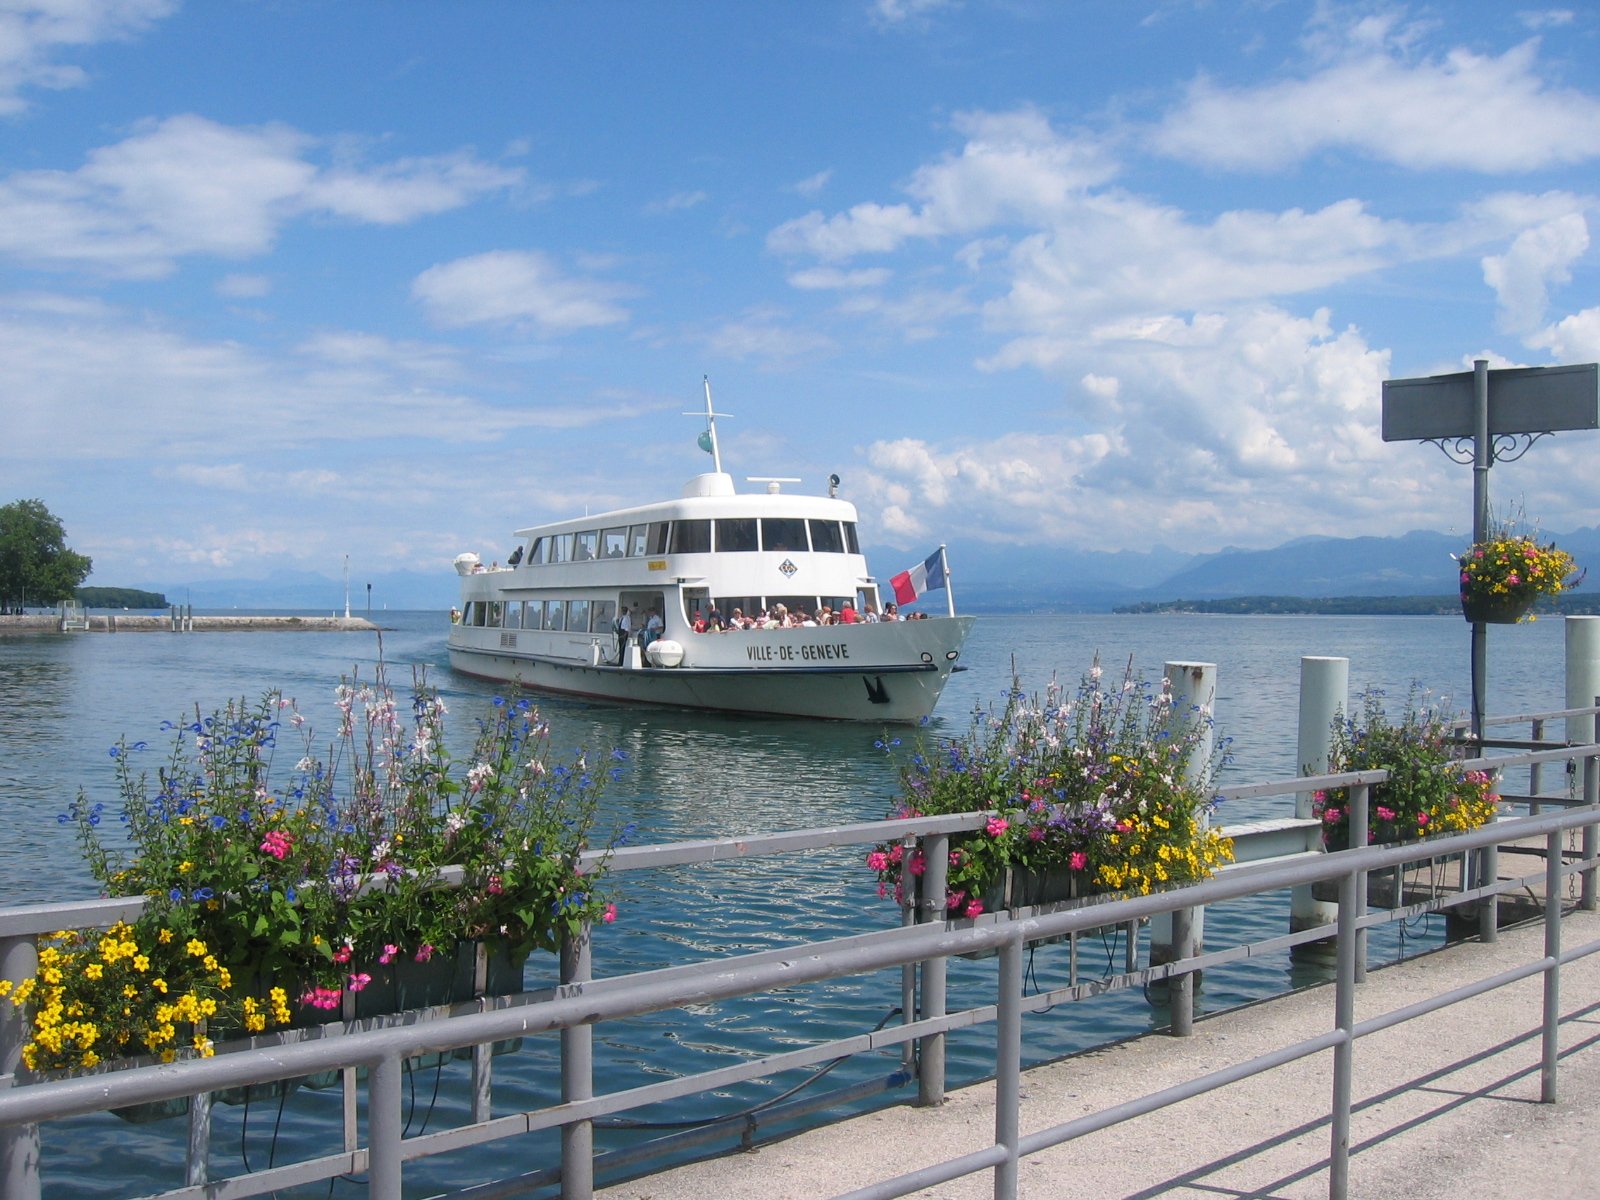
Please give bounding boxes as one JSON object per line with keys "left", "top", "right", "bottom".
{"left": 1529, "top": 719, "right": 1544, "bottom": 815}
{"left": 1349, "top": 782, "right": 1369, "bottom": 983}
{"left": 1583, "top": 753, "right": 1598, "bottom": 912}
{"left": 1542, "top": 829, "right": 1561, "bottom": 1104}
{"left": 994, "top": 936, "right": 1023, "bottom": 1200}
{"left": 1469, "top": 358, "right": 1490, "bottom": 741}
{"left": 918, "top": 833, "right": 950, "bottom": 1107}
{"left": 1480, "top": 784, "right": 1500, "bottom": 944}
{"left": 0, "top": 935, "right": 40, "bottom": 1200}
{"left": 1329, "top": 868, "right": 1358, "bottom": 1200}
{"left": 368, "top": 1053, "right": 403, "bottom": 1200}
{"left": 562, "top": 926, "right": 595, "bottom": 1200}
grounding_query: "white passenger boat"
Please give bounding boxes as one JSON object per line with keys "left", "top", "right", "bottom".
{"left": 447, "top": 385, "right": 975, "bottom": 722}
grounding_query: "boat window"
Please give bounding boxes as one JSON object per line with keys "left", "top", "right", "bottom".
{"left": 843, "top": 523, "right": 860, "bottom": 554}
{"left": 503, "top": 601, "right": 522, "bottom": 630}
{"left": 547, "top": 534, "right": 572, "bottom": 564}
{"left": 523, "top": 600, "right": 544, "bottom": 630}
{"left": 768, "top": 595, "right": 820, "bottom": 618}
{"left": 485, "top": 602, "right": 503, "bottom": 629}
{"left": 603, "top": 528, "right": 628, "bottom": 558}
{"left": 574, "top": 531, "right": 598, "bottom": 562}
{"left": 808, "top": 519, "right": 844, "bottom": 554}
{"left": 646, "top": 522, "right": 670, "bottom": 555}
{"left": 593, "top": 599, "right": 616, "bottom": 634}
{"left": 761, "top": 518, "right": 809, "bottom": 553}
{"left": 669, "top": 519, "right": 711, "bottom": 554}
{"left": 546, "top": 601, "right": 566, "bottom": 631}
{"left": 567, "top": 598, "right": 591, "bottom": 632}
{"left": 527, "top": 538, "right": 547, "bottom": 565}
{"left": 627, "top": 524, "right": 649, "bottom": 556}
{"left": 716, "top": 518, "right": 758, "bottom": 552}
{"left": 467, "top": 601, "right": 485, "bottom": 627}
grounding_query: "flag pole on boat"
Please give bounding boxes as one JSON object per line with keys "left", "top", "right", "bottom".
{"left": 940, "top": 543, "right": 955, "bottom": 618}
{"left": 687, "top": 376, "right": 730, "bottom": 474}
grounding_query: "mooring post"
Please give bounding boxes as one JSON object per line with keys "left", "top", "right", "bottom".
{"left": 1150, "top": 662, "right": 1216, "bottom": 971}
{"left": 1293, "top": 657, "right": 1346, "bottom": 941}
{"left": 561, "top": 925, "right": 595, "bottom": 1200}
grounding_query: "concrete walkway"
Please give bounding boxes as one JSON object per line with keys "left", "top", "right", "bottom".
{"left": 597, "top": 909, "right": 1600, "bottom": 1200}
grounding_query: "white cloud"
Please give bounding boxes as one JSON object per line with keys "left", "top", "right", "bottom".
{"left": 787, "top": 266, "right": 892, "bottom": 290}
{"left": 870, "top": 0, "right": 957, "bottom": 27}
{"left": 1528, "top": 306, "right": 1600, "bottom": 361}
{"left": 792, "top": 169, "right": 832, "bottom": 197}
{"left": 1152, "top": 35, "right": 1600, "bottom": 172}
{"left": 703, "top": 314, "right": 835, "bottom": 363}
{"left": 0, "top": 115, "right": 520, "bottom": 277}
{"left": 411, "top": 250, "right": 631, "bottom": 332}
{"left": 216, "top": 273, "right": 271, "bottom": 299}
{"left": 768, "top": 108, "right": 1117, "bottom": 261}
{"left": 0, "top": 0, "right": 174, "bottom": 115}
{"left": 1481, "top": 213, "right": 1590, "bottom": 334}
{"left": 645, "top": 190, "right": 708, "bottom": 214}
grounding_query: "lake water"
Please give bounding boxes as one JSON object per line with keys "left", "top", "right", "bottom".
{"left": 0, "top": 610, "right": 1581, "bottom": 1196}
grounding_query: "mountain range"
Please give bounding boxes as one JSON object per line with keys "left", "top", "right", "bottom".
{"left": 120, "top": 527, "right": 1600, "bottom": 613}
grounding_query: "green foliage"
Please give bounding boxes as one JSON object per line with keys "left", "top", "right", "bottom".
{"left": 78, "top": 587, "right": 166, "bottom": 608}
{"left": 0, "top": 499, "right": 92, "bottom": 607}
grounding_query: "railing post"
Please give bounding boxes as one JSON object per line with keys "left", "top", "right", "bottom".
{"left": 1479, "top": 772, "right": 1500, "bottom": 943}
{"left": 917, "top": 833, "right": 949, "bottom": 1107}
{"left": 1584, "top": 753, "right": 1598, "bottom": 913}
{"left": 0, "top": 935, "right": 40, "bottom": 1200}
{"left": 1329, "top": 869, "right": 1357, "bottom": 1200}
{"left": 1529, "top": 719, "right": 1544, "bottom": 816}
{"left": 562, "top": 924, "right": 595, "bottom": 1200}
{"left": 1542, "top": 828, "right": 1562, "bottom": 1104}
{"left": 367, "top": 1053, "right": 403, "bottom": 1200}
{"left": 994, "top": 935, "right": 1023, "bottom": 1200}
{"left": 1349, "top": 782, "right": 1369, "bottom": 983}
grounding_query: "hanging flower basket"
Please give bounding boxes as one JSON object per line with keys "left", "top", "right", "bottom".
{"left": 1461, "top": 591, "right": 1535, "bottom": 625}
{"left": 1455, "top": 529, "right": 1582, "bottom": 625}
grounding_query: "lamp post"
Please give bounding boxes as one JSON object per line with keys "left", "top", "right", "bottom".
{"left": 1382, "top": 361, "right": 1598, "bottom": 739}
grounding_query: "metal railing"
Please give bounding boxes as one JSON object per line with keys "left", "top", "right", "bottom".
{"left": 1, "top": 731, "right": 1598, "bottom": 1200}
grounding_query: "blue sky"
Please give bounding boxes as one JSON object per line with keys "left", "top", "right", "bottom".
{"left": 4, "top": 0, "right": 1600, "bottom": 594}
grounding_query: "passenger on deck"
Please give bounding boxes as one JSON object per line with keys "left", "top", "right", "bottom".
{"left": 882, "top": 603, "right": 900, "bottom": 621}
{"left": 839, "top": 603, "right": 858, "bottom": 624}
{"left": 693, "top": 610, "right": 707, "bottom": 633}
{"left": 861, "top": 604, "right": 880, "bottom": 623}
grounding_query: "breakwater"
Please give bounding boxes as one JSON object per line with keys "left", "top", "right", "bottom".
{"left": 0, "top": 614, "right": 380, "bottom": 635}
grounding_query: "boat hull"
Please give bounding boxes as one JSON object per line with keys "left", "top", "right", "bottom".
{"left": 447, "top": 616, "right": 975, "bottom": 722}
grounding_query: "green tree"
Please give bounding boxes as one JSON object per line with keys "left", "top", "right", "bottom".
{"left": 0, "top": 499, "right": 93, "bottom": 609}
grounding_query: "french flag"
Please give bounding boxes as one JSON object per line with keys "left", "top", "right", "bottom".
{"left": 890, "top": 548, "right": 948, "bottom": 606}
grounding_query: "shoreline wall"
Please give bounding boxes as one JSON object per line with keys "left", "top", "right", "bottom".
{"left": 0, "top": 615, "right": 382, "bottom": 636}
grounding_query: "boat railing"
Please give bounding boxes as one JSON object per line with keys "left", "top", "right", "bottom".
{"left": 2, "top": 713, "right": 1598, "bottom": 1200}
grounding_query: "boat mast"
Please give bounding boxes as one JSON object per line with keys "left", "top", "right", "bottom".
{"left": 688, "top": 376, "right": 730, "bottom": 475}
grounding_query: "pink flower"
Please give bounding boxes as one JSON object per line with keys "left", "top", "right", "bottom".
{"left": 945, "top": 890, "right": 966, "bottom": 911}
{"left": 1028, "top": 827, "right": 1045, "bottom": 841}
{"left": 1069, "top": 851, "right": 1088, "bottom": 871}
{"left": 300, "top": 986, "right": 343, "bottom": 1010}
{"left": 866, "top": 850, "right": 889, "bottom": 872}
{"left": 414, "top": 944, "right": 435, "bottom": 963}
{"left": 602, "top": 902, "right": 617, "bottom": 924}
{"left": 963, "top": 898, "right": 985, "bottom": 918}
{"left": 260, "top": 830, "right": 293, "bottom": 860}
{"left": 908, "top": 850, "right": 926, "bottom": 877}
{"left": 487, "top": 874, "right": 504, "bottom": 895}
{"left": 887, "top": 844, "right": 904, "bottom": 865}
{"left": 1376, "top": 806, "right": 1396, "bottom": 822}
{"left": 986, "top": 817, "right": 1010, "bottom": 837}
{"left": 332, "top": 943, "right": 353, "bottom": 964}
{"left": 1417, "top": 812, "right": 1430, "bottom": 826}
{"left": 348, "top": 972, "right": 372, "bottom": 993}
{"left": 378, "top": 944, "right": 398, "bottom": 965}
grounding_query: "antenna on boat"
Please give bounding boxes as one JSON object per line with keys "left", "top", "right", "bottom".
{"left": 685, "top": 376, "right": 731, "bottom": 475}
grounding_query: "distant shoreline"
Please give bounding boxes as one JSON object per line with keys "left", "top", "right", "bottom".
{"left": 0, "top": 614, "right": 382, "bottom": 636}
{"left": 1111, "top": 594, "right": 1600, "bottom": 617}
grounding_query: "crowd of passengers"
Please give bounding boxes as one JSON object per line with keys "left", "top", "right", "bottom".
{"left": 689, "top": 601, "right": 930, "bottom": 631}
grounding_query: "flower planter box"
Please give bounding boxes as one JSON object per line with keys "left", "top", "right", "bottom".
{"left": 109, "top": 942, "right": 528, "bottom": 1121}
{"left": 1310, "top": 841, "right": 1471, "bottom": 908}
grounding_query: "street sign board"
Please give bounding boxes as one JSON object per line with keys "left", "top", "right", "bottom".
{"left": 1381, "top": 362, "right": 1599, "bottom": 442}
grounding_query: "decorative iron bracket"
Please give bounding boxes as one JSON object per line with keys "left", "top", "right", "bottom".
{"left": 1422, "top": 430, "right": 1551, "bottom": 466}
